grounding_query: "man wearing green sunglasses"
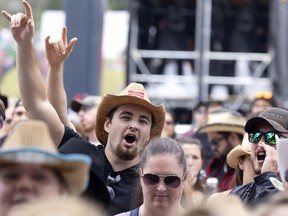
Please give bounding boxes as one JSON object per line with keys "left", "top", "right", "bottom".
{"left": 230, "top": 107, "right": 288, "bottom": 207}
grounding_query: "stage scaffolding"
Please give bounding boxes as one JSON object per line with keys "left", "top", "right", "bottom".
{"left": 126, "top": 0, "right": 275, "bottom": 111}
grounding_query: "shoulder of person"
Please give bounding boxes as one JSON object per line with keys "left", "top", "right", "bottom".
{"left": 254, "top": 171, "right": 278, "bottom": 185}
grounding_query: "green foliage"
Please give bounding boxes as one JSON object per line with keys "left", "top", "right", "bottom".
{"left": 107, "top": 0, "right": 129, "bottom": 10}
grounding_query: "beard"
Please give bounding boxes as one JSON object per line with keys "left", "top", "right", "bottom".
{"left": 115, "top": 145, "right": 138, "bottom": 161}
{"left": 220, "top": 140, "right": 234, "bottom": 159}
{"left": 251, "top": 156, "right": 261, "bottom": 175}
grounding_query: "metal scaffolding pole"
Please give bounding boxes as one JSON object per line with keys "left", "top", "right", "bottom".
{"left": 194, "top": 0, "right": 212, "bottom": 102}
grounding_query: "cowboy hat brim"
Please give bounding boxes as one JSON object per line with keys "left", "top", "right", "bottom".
{"left": 197, "top": 124, "right": 245, "bottom": 135}
{"left": 226, "top": 145, "right": 250, "bottom": 169}
{"left": 0, "top": 148, "right": 91, "bottom": 195}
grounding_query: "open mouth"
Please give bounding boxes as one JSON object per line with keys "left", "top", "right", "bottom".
{"left": 124, "top": 134, "right": 136, "bottom": 144}
{"left": 257, "top": 151, "right": 266, "bottom": 161}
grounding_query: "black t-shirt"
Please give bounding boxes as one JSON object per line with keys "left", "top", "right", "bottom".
{"left": 59, "top": 126, "right": 139, "bottom": 215}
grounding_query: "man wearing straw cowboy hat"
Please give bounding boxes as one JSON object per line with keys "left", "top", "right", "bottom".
{"left": 59, "top": 83, "right": 165, "bottom": 214}
{"left": 196, "top": 109, "right": 246, "bottom": 192}
{"left": 2, "top": 1, "right": 165, "bottom": 214}
{"left": 0, "top": 120, "right": 97, "bottom": 216}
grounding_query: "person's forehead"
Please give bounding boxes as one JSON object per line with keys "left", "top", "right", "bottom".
{"left": 14, "top": 105, "right": 26, "bottom": 112}
{"left": 254, "top": 121, "right": 275, "bottom": 131}
{"left": 207, "top": 131, "right": 222, "bottom": 138}
{"left": 117, "top": 104, "right": 152, "bottom": 116}
{"left": 145, "top": 154, "right": 180, "bottom": 167}
{"left": 196, "top": 106, "right": 206, "bottom": 112}
{"left": 0, "top": 163, "right": 51, "bottom": 171}
{"left": 253, "top": 99, "right": 272, "bottom": 105}
{"left": 182, "top": 144, "right": 201, "bottom": 154}
{"left": 165, "top": 113, "right": 173, "bottom": 120}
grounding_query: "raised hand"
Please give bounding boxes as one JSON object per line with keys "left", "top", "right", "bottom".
{"left": 45, "top": 26, "right": 78, "bottom": 67}
{"left": 261, "top": 143, "right": 279, "bottom": 174}
{"left": 2, "top": 0, "right": 34, "bottom": 43}
{"left": 46, "top": 26, "right": 77, "bottom": 131}
{"left": 186, "top": 169, "right": 198, "bottom": 187}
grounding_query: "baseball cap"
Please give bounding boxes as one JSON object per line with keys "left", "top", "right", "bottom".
{"left": 70, "top": 95, "right": 102, "bottom": 113}
{"left": 245, "top": 107, "right": 288, "bottom": 133}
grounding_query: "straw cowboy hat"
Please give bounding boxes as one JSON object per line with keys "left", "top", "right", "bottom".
{"left": 96, "top": 83, "right": 166, "bottom": 145}
{"left": 196, "top": 109, "right": 246, "bottom": 135}
{"left": 227, "top": 133, "right": 251, "bottom": 169}
{"left": 0, "top": 120, "right": 91, "bottom": 195}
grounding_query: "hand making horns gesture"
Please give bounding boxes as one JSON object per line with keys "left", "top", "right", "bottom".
{"left": 2, "top": 0, "right": 34, "bottom": 43}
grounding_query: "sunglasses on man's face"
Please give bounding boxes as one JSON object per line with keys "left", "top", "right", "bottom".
{"left": 141, "top": 173, "right": 182, "bottom": 188}
{"left": 210, "top": 136, "right": 226, "bottom": 147}
{"left": 248, "top": 131, "right": 282, "bottom": 145}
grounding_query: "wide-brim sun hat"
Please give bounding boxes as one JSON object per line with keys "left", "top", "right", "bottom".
{"left": 227, "top": 133, "right": 251, "bottom": 169}
{"left": 0, "top": 120, "right": 91, "bottom": 195}
{"left": 196, "top": 109, "right": 246, "bottom": 135}
{"left": 245, "top": 107, "right": 288, "bottom": 133}
{"left": 96, "top": 83, "right": 165, "bottom": 146}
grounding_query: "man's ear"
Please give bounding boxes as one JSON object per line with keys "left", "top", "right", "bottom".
{"left": 238, "top": 157, "right": 245, "bottom": 170}
{"left": 104, "top": 117, "right": 110, "bottom": 133}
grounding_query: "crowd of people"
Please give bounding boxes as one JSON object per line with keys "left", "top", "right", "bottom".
{"left": 0, "top": 1, "right": 288, "bottom": 216}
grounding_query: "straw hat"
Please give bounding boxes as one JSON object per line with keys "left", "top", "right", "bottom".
{"left": 227, "top": 133, "right": 251, "bottom": 169}
{"left": 196, "top": 109, "right": 246, "bottom": 135}
{"left": 96, "top": 83, "right": 165, "bottom": 145}
{"left": 0, "top": 120, "right": 91, "bottom": 195}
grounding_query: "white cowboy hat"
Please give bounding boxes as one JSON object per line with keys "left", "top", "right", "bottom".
{"left": 197, "top": 109, "right": 246, "bottom": 135}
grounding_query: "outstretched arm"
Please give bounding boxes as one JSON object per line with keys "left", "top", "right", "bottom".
{"left": 2, "top": 0, "right": 64, "bottom": 146}
{"left": 46, "top": 26, "right": 77, "bottom": 131}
